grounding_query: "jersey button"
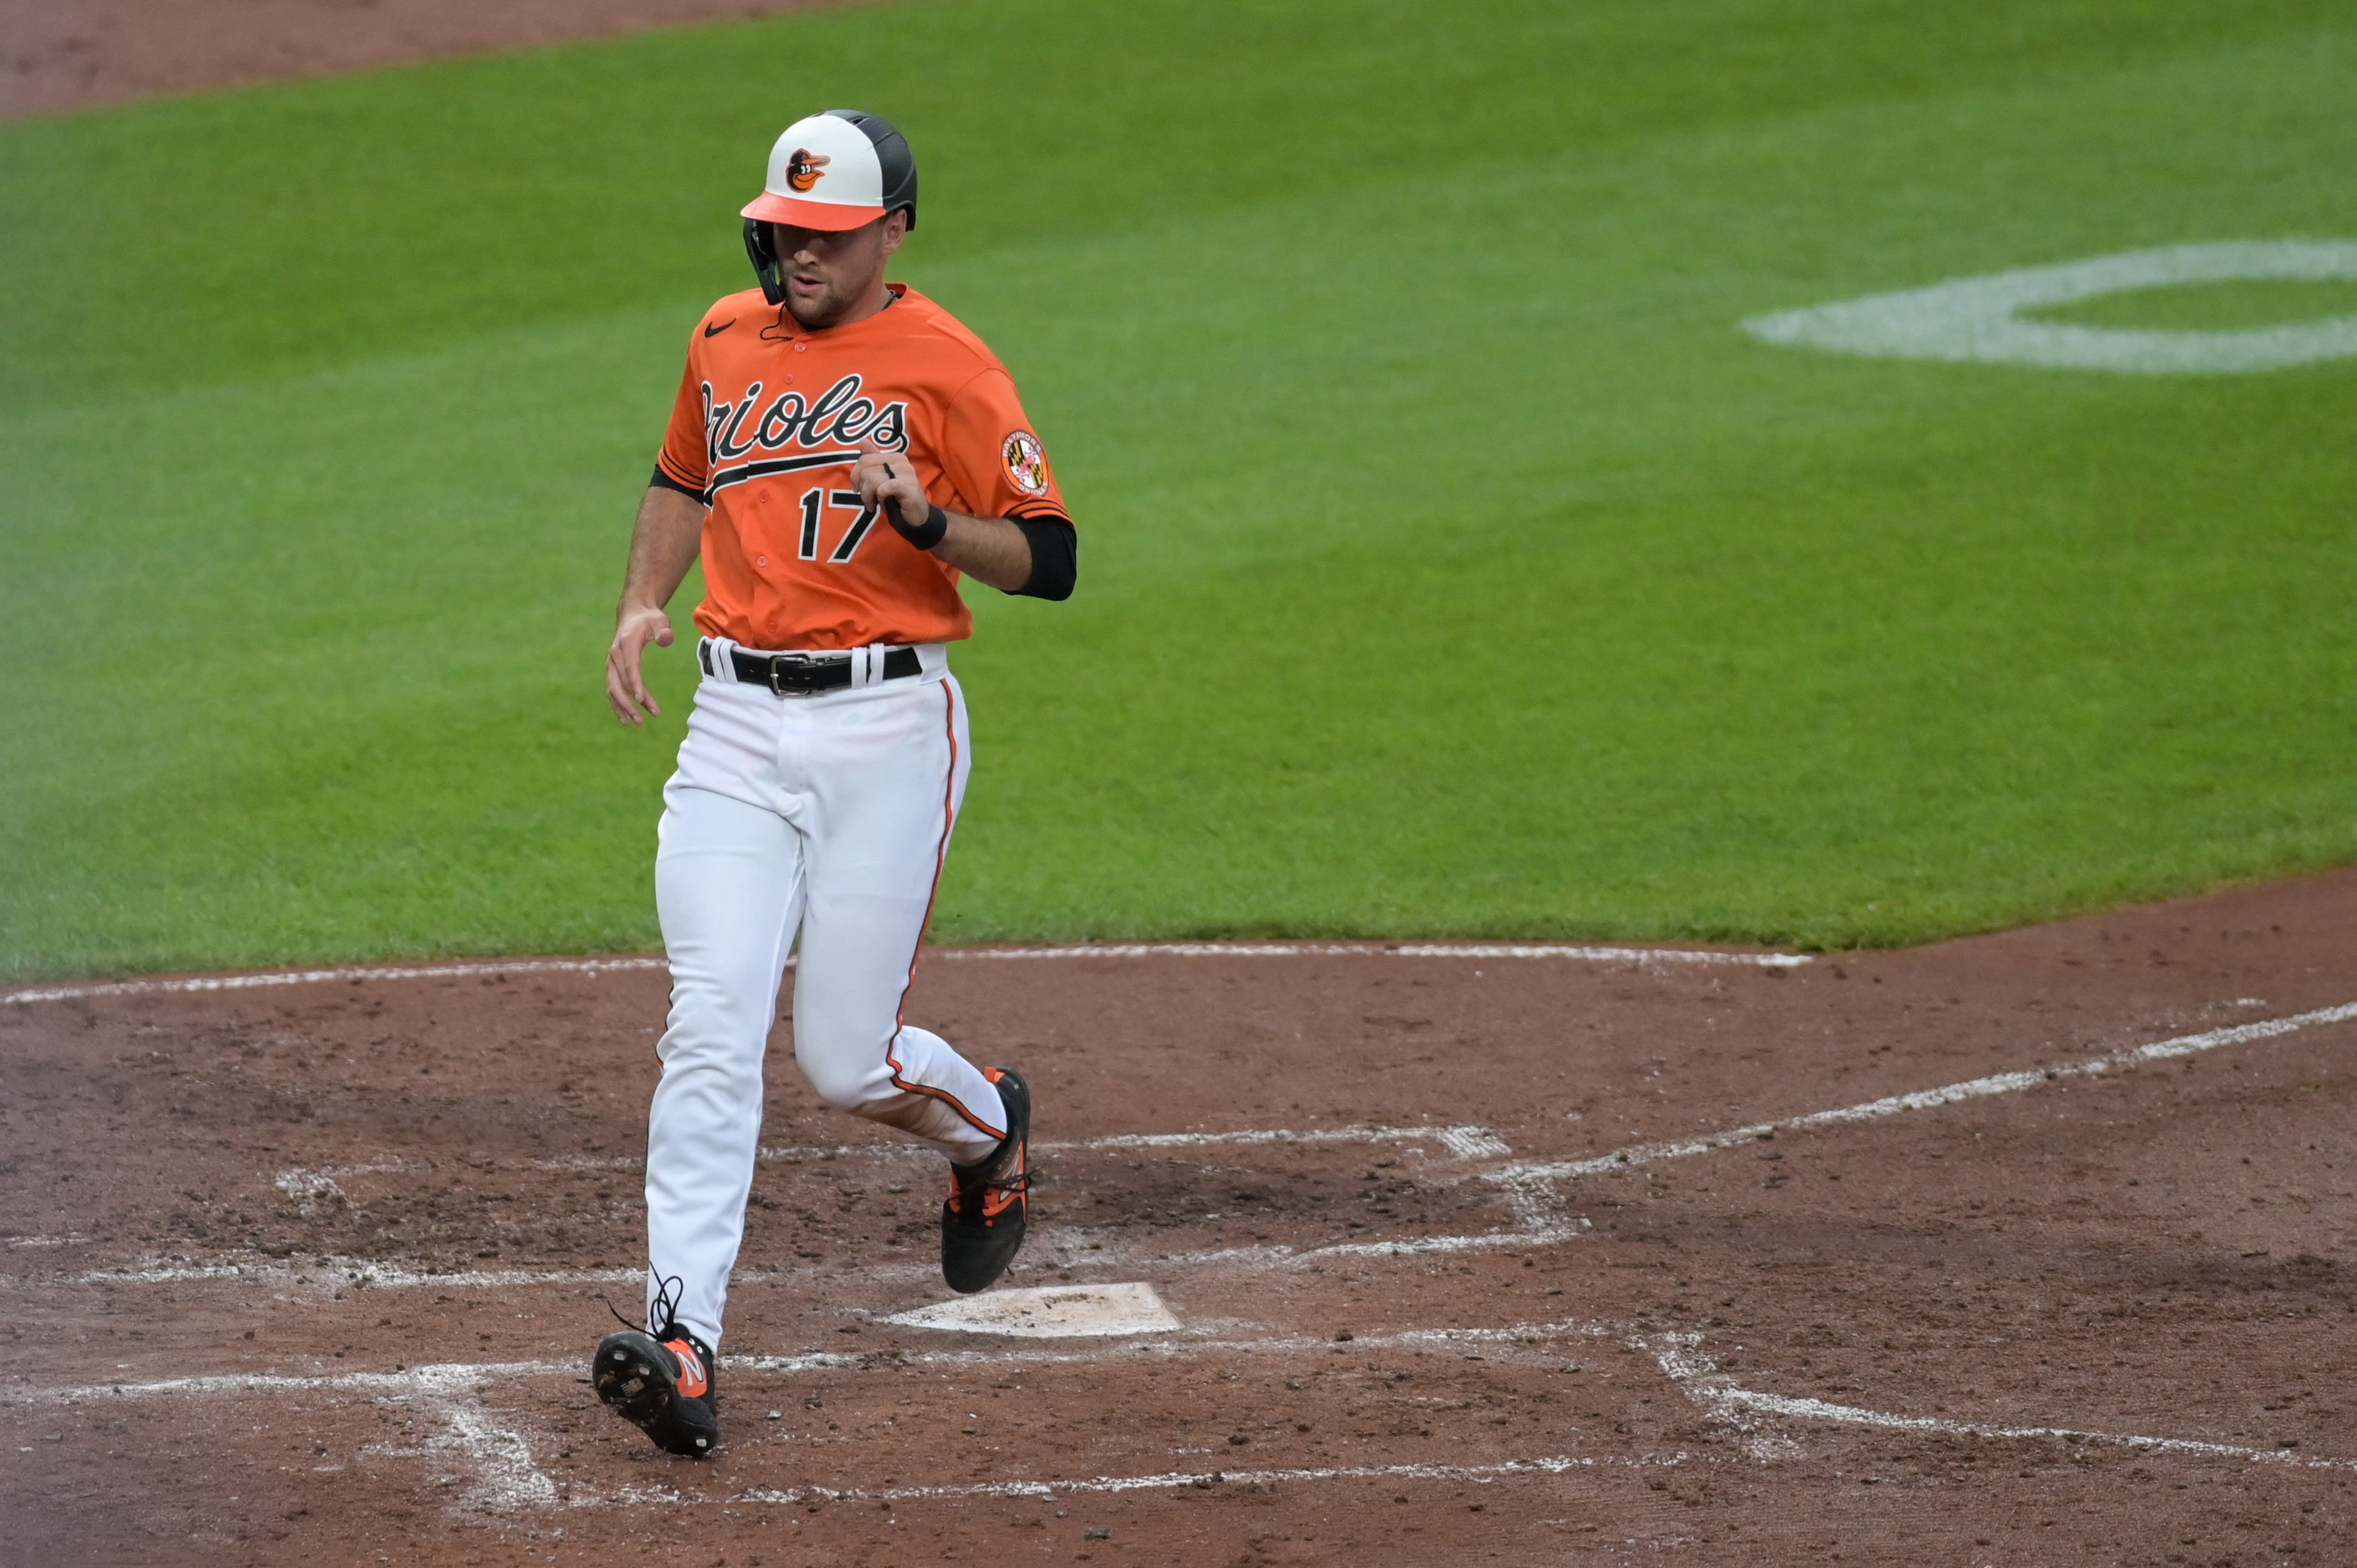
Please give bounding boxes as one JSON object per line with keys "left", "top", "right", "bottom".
{"left": 793, "top": 342, "right": 807, "bottom": 353}
{"left": 757, "top": 554, "right": 770, "bottom": 567}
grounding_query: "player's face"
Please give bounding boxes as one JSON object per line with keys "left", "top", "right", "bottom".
{"left": 772, "top": 210, "right": 908, "bottom": 328}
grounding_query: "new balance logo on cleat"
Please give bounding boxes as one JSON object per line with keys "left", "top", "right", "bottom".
{"left": 593, "top": 1277, "right": 720, "bottom": 1457}
{"left": 942, "top": 1064, "right": 1031, "bottom": 1293}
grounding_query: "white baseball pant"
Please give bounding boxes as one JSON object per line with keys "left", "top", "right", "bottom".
{"left": 643, "top": 643, "right": 1008, "bottom": 1347}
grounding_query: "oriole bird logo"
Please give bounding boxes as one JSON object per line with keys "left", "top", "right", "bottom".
{"left": 785, "top": 149, "right": 830, "bottom": 192}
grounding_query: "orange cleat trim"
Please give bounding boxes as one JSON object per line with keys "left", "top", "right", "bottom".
{"left": 663, "top": 1336, "right": 709, "bottom": 1398}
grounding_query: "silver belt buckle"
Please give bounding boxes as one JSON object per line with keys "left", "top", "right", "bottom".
{"left": 767, "top": 651, "right": 830, "bottom": 697}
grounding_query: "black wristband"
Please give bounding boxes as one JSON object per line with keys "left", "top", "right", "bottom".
{"left": 887, "top": 499, "right": 950, "bottom": 550}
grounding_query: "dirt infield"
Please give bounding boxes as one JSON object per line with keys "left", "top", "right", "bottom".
{"left": 21, "top": 12, "right": 2357, "bottom": 1565}
{"left": 5, "top": 871, "right": 2357, "bottom": 1565}
{"left": 0, "top": 0, "right": 873, "bottom": 120}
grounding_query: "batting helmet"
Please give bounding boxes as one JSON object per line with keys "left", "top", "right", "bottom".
{"left": 742, "top": 110, "right": 917, "bottom": 304}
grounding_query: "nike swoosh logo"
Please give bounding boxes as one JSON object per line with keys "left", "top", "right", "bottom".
{"left": 703, "top": 319, "right": 736, "bottom": 338}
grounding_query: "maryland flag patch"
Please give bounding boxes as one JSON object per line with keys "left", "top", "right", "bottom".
{"left": 1002, "top": 429, "right": 1050, "bottom": 495}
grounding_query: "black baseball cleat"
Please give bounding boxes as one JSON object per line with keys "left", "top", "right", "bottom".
{"left": 942, "top": 1065, "right": 1031, "bottom": 1294}
{"left": 593, "top": 1276, "right": 720, "bottom": 1457}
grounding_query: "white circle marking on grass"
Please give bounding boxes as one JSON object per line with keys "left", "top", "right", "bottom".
{"left": 1743, "top": 240, "right": 2357, "bottom": 373}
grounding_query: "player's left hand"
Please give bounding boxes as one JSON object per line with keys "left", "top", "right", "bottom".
{"left": 852, "top": 441, "right": 931, "bottom": 529}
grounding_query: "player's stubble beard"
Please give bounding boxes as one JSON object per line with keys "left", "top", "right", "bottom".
{"left": 776, "top": 213, "right": 902, "bottom": 331}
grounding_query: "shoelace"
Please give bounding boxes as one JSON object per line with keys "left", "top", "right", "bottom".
{"left": 951, "top": 1160, "right": 1032, "bottom": 1223}
{"left": 606, "top": 1273, "right": 709, "bottom": 1396}
{"left": 605, "top": 1272, "right": 693, "bottom": 1343}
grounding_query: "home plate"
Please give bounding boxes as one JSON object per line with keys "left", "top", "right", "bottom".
{"left": 884, "top": 1282, "right": 1181, "bottom": 1338}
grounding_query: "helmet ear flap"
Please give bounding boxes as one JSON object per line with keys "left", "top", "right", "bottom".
{"left": 744, "top": 218, "right": 785, "bottom": 306}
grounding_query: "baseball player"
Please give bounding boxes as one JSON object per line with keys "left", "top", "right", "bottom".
{"left": 591, "top": 109, "right": 1076, "bottom": 1457}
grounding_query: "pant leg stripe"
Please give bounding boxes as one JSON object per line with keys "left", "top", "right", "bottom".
{"left": 882, "top": 679, "right": 1004, "bottom": 1143}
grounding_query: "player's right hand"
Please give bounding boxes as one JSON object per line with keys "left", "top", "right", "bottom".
{"left": 607, "top": 603, "right": 675, "bottom": 724}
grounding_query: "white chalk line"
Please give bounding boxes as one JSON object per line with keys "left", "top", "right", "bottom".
{"left": 1059, "top": 1122, "right": 1516, "bottom": 1158}
{"left": 270, "top": 1122, "right": 1517, "bottom": 1207}
{"left": 0, "top": 957, "right": 670, "bottom": 1005}
{"left": 11, "top": 1357, "right": 564, "bottom": 1513}
{"left": 78, "top": 999, "right": 2357, "bottom": 1298}
{"left": 8, "top": 1359, "right": 565, "bottom": 1508}
{"left": 1, "top": 941, "right": 1806, "bottom": 1005}
{"left": 949, "top": 942, "right": 1808, "bottom": 969}
{"left": 7, "top": 1358, "right": 560, "bottom": 1406}
{"left": 1639, "top": 1332, "right": 2357, "bottom": 1474}
{"left": 1, "top": 1318, "right": 1619, "bottom": 1513}
{"left": 66, "top": 1256, "right": 654, "bottom": 1291}
{"left": 11, "top": 1319, "right": 1610, "bottom": 1409}
{"left": 738, "top": 1316, "right": 1613, "bottom": 1375}
{"left": 725, "top": 1451, "right": 1689, "bottom": 1508}
{"left": 51, "top": 1210, "right": 1588, "bottom": 1295}
{"left": 361, "top": 1362, "right": 558, "bottom": 1509}
{"left": 25, "top": 1316, "right": 2343, "bottom": 1510}
{"left": 55, "top": 1122, "right": 1558, "bottom": 1295}
{"left": 248, "top": 1122, "right": 1531, "bottom": 1260}
{"left": 1491, "top": 1000, "right": 2357, "bottom": 1194}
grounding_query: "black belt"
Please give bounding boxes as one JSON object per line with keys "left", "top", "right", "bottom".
{"left": 709, "top": 641, "right": 923, "bottom": 696}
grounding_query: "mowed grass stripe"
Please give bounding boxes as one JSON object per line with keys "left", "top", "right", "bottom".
{"left": 2, "top": 2, "right": 2354, "bottom": 977}
{"left": 1, "top": 0, "right": 2325, "bottom": 415}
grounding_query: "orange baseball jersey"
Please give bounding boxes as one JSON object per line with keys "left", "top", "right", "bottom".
{"left": 655, "top": 283, "right": 1068, "bottom": 651}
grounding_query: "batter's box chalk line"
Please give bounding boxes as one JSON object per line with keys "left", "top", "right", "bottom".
{"left": 254, "top": 1120, "right": 1519, "bottom": 1234}
{"left": 41, "top": 1212, "right": 1592, "bottom": 1297}
{"left": 14, "top": 1359, "right": 568, "bottom": 1511}
{"left": 719, "top": 1451, "right": 1694, "bottom": 1509}
{"left": 0, "top": 940, "right": 1807, "bottom": 1006}
{"left": 9, "top": 1319, "right": 1622, "bottom": 1411}
{"left": 54, "top": 998, "right": 2355, "bottom": 1299}
{"left": 25, "top": 1316, "right": 2348, "bottom": 1516}
{"left": 36, "top": 1227, "right": 1598, "bottom": 1306}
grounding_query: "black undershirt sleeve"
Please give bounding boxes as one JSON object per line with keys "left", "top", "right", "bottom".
{"left": 1008, "top": 516, "right": 1077, "bottom": 601}
{"left": 648, "top": 466, "right": 705, "bottom": 502}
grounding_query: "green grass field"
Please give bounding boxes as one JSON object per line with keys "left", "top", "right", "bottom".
{"left": 3, "top": 0, "right": 2355, "bottom": 981}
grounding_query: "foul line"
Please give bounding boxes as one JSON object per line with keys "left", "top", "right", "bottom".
{"left": 1641, "top": 1332, "right": 2357, "bottom": 1473}
{"left": 1493, "top": 1000, "right": 2357, "bottom": 1188}
{"left": 1712, "top": 1388, "right": 2356, "bottom": 1471}
{"left": 1, "top": 942, "right": 1806, "bottom": 1005}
